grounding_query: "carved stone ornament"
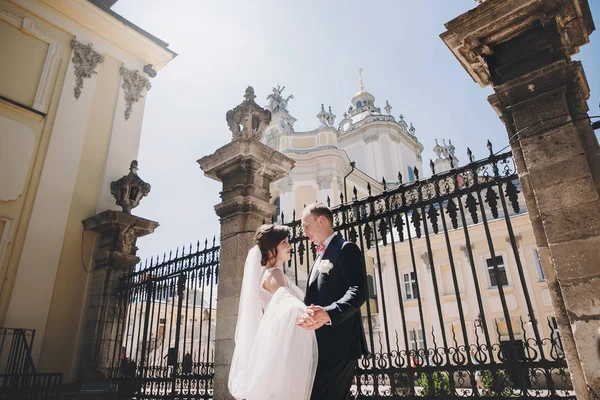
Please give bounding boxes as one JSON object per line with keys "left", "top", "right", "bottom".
{"left": 457, "top": 37, "right": 493, "bottom": 86}
{"left": 120, "top": 67, "right": 152, "bottom": 120}
{"left": 390, "top": 135, "right": 402, "bottom": 144}
{"left": 110, "top": 160, "right": 151, "bottom": 214}
{"left": 505, "top": 234, "right": 522, "bottom": 249}
{"left": 226, "top": 86, "right": 272, "bottom": 141}
{"left": 266, "top": 84, "right": 294, "bottom": 113}
{"left": 420, "top": 252, "right": 431, "bottom": 272}
{"left": 460, "top": 244, "right": 475, "bottom": 259}
{"left": 317, "top": 104, "right": 336, "bottom": 128}
{"left": 317, "top": 174, "right": 333, "bottom": 190}
{"left": 384, "top": 100, "right": 392, "bottom": 116}
{"left": 364, "top": 133, "right": 379, "bottom": 144}
{"left": 278, "top": 177, "right": 294, "bottom": 193}
{"left": 70, "top": 39, "right": 105, "bottom": 99}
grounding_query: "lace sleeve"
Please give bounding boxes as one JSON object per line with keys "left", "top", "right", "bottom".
{"left": 261, "top": 268, "right": 289, "bottom": 293}
{"left": 259, "top": 267, "right": 273, "bottom": 290}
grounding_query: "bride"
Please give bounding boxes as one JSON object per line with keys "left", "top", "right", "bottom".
{"left": 228, "top": 224, "right": 318, "bottom": 400}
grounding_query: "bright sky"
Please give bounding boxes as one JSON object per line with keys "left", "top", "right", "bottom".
{"left": 112, "top": 0, "right": 600, "bottom": 262}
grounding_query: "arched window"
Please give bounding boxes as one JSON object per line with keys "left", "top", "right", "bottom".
{"left": 356, "top": 101, "right": 362, "bottom": 108}
{"left": 407, "top": 166, "right": 415, "bottom": 183}
{"left": 367, "top": 275, "right": 376, "bottom": 299}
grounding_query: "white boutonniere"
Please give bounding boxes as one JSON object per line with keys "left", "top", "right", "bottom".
{"left": 317, "top": 259, "right": 334, "bottom": 275}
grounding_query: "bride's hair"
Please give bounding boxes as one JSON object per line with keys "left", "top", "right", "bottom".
{"left": 255, "top": 224, "right": 291, "bottom": 266}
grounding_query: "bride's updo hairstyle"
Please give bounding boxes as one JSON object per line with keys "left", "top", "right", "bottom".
{"left": 255, "top": 224, "right": 291, "bottom": 266}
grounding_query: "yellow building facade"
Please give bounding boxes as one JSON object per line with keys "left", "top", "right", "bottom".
{"left": 0, "top": 0, "right": 175, "bottom": 383}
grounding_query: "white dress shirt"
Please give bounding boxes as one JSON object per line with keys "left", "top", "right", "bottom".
{"left": 309, "top": 232, "right": 337, "bottom": 283}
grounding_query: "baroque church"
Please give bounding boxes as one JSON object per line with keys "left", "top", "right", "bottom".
{"left": 263, "top": 73, "right": 425, "bottom": 221}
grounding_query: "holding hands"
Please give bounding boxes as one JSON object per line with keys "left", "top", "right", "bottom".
{"left": 297, "top": 304, "right": 331, "bottom": 331}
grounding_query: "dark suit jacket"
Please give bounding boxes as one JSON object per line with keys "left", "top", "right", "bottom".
{"left": 304, "top": 234, "right": 368, "bottom": 361}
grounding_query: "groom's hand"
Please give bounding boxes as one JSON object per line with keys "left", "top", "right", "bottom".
{"left": 298, "top": 305, "right": 331, "bottom": 331}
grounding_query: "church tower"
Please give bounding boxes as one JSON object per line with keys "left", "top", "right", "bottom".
{"left": 337, "top": 69, "right": 424, "bottom": 185}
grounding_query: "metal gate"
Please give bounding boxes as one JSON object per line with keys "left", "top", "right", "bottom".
{"left": 109, "top": 239, "right": 219, "bottom": 399}
{"left": 285, "top": 145, "right": 573, "bottom": 398}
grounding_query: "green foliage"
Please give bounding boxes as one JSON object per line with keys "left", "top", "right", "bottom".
{"left": 417, "top": 371, "right": 451, "bottom": 396}
{"left": 481, "top": 369, "right": 515, "bottom": 396}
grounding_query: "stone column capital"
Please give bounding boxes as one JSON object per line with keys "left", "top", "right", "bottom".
{"left": 363, "top": 133, "right": 379, "bottom": 144}
{"left": 198, "top": 138, "right": 294, "bottom": 183}
{"left": 82, "top": 210, "right": 158, "bottom": 270}
{"left": 276, "top": 177, "right": 294, "bottom": 194}
{"left": 441, "top": 0, "right": 595, "bottom": 88}
{"left": 317, "top": 174, "right": 333, "bottom": 190}
{"left": 198, "top": 138, "right": 294, "bottom": 220}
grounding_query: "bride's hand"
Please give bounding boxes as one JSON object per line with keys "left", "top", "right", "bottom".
{"left": 296, "top": 311, "right": 315, "bottom": 326}
{"left": 298, "top": 304, "right": 331, "bottom": 330}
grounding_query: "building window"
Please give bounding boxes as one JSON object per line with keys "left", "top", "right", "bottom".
{"left": 486, "top": 255, "right": 508, "bottom": 287}
{"left": 533, "top": 248, "right": 545, "bottom": 281}
{"left": 158, "top": 318, "right": 166, "bottom": 341}
{"left": 403, "top": 272, "right": 418, "bottom": 300}
{"left": 367, "top": 275, "right": 376, "bottom": 299}
{"left": 409, "top": 328, "right": 425, "bottom": 352}
{"left": 407, "top": 166, "right": 415, "bottom": 183}
{"left": 356, "top": 101, "right": 362, "bottom": 108}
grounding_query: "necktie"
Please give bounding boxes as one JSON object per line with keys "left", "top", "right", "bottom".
{"left": 316, "top": 244, "right": 326, "bottom": 255}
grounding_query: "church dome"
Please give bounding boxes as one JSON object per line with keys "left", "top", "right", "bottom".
{"left": 351, "top": 90, "right": 375, "bottom": 110}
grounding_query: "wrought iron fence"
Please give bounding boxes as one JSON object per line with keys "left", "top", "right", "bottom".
{"left": 0, "top": 328, "right": 35, "bottom": 375}
{"left": 109, "top": 239, "right": 219, "bottom": 399}
{"left": 0, "top": 328, "right": 62, "bottom": 399}
{"left": 284, "top": 145, "right": 574, "bottom": 399}
{"left": 0, "top": 373, "right": 63, "bottom": 400}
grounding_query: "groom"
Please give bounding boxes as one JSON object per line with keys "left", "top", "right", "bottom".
{"left": 298, "top": 203, "right": 367, "bottom": 400}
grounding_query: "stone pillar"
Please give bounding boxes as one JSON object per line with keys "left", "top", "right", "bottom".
{"left": 197, "top": 86, "right": 295, "bottom": 400}
{"left": 78, "top": 161, "right": 157, "bottom": 386}
{"left": 442, "top": 0, "right": 598, "bottom": 397}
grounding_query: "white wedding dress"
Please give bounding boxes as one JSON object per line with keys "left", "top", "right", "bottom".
{"left": 228, "top": 246, "right": 318, "bottom": 400}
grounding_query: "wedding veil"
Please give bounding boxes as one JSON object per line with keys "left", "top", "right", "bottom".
{"left": 228, "top": 245, "right": 262, "bottom": 398}
{"left": 228, "top": 244, "right": 318, "bottom": 400}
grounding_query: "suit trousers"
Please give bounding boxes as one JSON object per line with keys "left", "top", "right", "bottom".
{"left": 310, "top": 359, "right": 357, "bottom": 400}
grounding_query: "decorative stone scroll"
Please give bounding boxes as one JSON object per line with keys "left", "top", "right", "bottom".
{"left": 70, "top": 39, "right": 104, "bottom": 99}
{"left": 120, "top": 67, "right": 152, "bottom": 121}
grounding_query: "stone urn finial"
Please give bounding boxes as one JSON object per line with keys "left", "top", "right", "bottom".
{"left": 110, "top": 160, "right": 151, "bottom": 214}
{"left": 225, "top": 86, "right": 272, "bottom": 141}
